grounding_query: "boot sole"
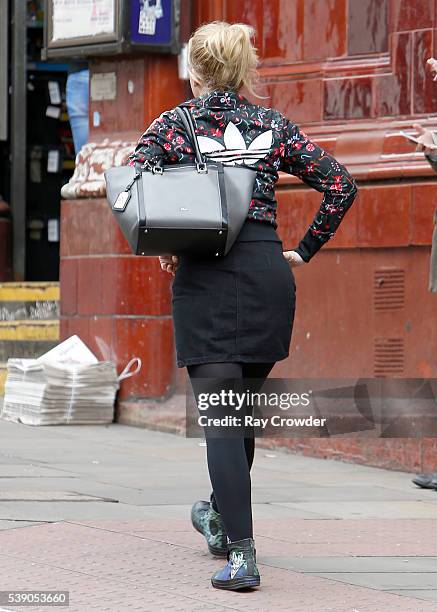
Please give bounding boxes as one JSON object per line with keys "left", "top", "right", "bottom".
{"left": 191, "top": 514, "right": 227, "bottom": 557}
{"left": 412, "top": 480, "right": 437, "bottom": 489}
{"left": 208, "top": 543, "right": 228, "bottom": 557}
{"left": 211, "top": 576, "right": 261, "bottom": 590}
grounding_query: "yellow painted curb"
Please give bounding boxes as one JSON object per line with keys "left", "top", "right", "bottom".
{"left": 0, "top": 282, "right": 59, "bottom": 302}
{"left": 0, "top": 364, "right": 6, "bottom": 396}
{"left": 0, "top": 320, "right": 60, "bottom": 341}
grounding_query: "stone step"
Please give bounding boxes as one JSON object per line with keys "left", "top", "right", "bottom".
{"left": 0, "top": 282, "right": 59, "bottom": 321}
{"left": 0, "top": 320, "right": 60, "bottom": 392}
{"left": 0, "top": 282, "right": 59, "bottom": 301}
{"left": 0, "top": 339, "right": 59, "bottom": 362}
{"left": 0, "top": 283, "right": 61, "bottom": 397}
{"left": 0, "top": 320, "right": 59, "bottom": 342}
{"left": 0, "top": 320, "right": 59, "bottom": 362}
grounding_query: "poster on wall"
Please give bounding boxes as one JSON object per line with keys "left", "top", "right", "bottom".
{"left": 130, "top": 0, "right": 173, "bottom": 46}
{"left": 46, "top": 0, "right": 119, "bottom": 52}
{"left": 51, "top": 0, "right": 116, "bottom": 41}
{"left": 44, "top": 0, "right": 181, "bottom": 58}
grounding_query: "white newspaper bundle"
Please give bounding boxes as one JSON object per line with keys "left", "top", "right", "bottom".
{"left": 0, "top": 335, "right": 141, "bottom": 426}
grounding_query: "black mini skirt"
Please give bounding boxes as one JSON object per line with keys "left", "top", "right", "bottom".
{"left": 171, "top": 219, "right": 296, "bottom": 368}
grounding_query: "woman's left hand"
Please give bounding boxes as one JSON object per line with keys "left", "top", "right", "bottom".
{"left": 427, "top": 57, "right": 437, "bottom": 81}
{"left": 159, "top": 255, "right": 179, "bottom": 276}
{"left": 412, "top": 123, "right": 437, "bottom": 155}
{"left": 283, "top": 250, "right": 306, "bottom": 268}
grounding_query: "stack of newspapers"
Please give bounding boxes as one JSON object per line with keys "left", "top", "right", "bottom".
{"left": 1, "top": 336, "right": 124, "bottom": 426}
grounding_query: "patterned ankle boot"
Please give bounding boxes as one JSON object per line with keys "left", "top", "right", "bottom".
{"left": 211, "top": 537, "right": 260, "bottom": 590}
{"left": 191, "top": 500, "right": 227, "bottom": 557}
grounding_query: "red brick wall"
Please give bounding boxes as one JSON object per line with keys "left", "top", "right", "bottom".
{"left": 60, "top": 0, "right": 437, "bottom": 471}
{"left": 60, "top": 199, "right": 176, "bottom": 399}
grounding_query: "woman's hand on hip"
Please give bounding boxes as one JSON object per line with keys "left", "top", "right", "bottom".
{"left": 159, "top": 255, "right": 179, "bottom": 276}
{"left": 412, "top": 123, "right": 437, "bottom": 155}
{"left": 283, "top": 250, "right": 306, "bottom": 268}
{"left": 427, "top": 57, "right": 437, "bottom": 80}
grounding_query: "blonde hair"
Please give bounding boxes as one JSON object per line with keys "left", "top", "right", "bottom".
{"left": 187, "top": 21, "right": 268, "bottom": 99}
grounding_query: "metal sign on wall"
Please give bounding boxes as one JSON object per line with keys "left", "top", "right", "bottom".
{"left": 43, "top": 0, "right": 181, "bottom": 59}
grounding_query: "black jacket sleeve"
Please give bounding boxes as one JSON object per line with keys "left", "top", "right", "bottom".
{"left": 126, "top": 108, "right": 188, "bottom": 167}
{"left": 425, "top": 150, "right": 437, "bottom": 172}
{"left": 279, "top": 118, "right": 358, "bottom": 262}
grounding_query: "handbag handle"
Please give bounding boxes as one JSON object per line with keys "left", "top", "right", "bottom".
{"left": 174, "top": 106, "right": 207, "bottom": 168}
{"left": 134, "top": 105, "right": 208, "bottom": 178}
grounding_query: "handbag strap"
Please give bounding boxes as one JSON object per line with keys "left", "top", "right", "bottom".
{"left": 131, "top": 105, "right": 206, "bottom": 178}
{"left": 175, "top": 106, "right": 206, "bottom": 166}
{"left": 121, "top": 105, "right": 207, "bottom": 193}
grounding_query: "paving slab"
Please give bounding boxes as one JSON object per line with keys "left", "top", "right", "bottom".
{"left": 0, "top": 491, "right": 116, "bottom": 502}
{"left": 273, "top": 500, "right": 437, "bottom": 519}
{"left": 313, "top": 572, "right": 437, "bottom": 591}
{"left": 251, "top": 484, "right": 429, "bottom": 502}
{"left": 0, "top": 522, "right": 435, "bottom": 612}
{"left": 259, "top": 555, "right": 437, "bottom": 573}
{"left": 0, "top": 419, "right": 437, "bottom": 610}
{"left": 0, "top": 465, "right": 71, "bottom": 477}
{"left": 389, "top": 590, "right": 437, "bottom": 602}
{"left": 0, "top": 519, "right": 44, "bottom": 530}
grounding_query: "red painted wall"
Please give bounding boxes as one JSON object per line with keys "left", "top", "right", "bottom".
{"left": 60, "top": 0, "right": 437, "bottom": 469}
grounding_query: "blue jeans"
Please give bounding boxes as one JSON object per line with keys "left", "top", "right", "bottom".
{"left": 66, "top": 69, "right": 90, "bottom": 155}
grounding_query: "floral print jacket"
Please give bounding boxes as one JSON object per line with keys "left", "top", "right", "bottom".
{"left": 127, "top": 89, "right": 358, "bottom": 262}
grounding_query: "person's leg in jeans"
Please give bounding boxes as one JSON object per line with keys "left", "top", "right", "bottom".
{"left": 66, "top": 69, "right": 90, "bottom": 156}
{"left": 187, "top": 361, "right": 275, "bottom": 542}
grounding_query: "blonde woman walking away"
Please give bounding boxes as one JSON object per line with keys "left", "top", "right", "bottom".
{"left": 127, "top": 21, "right": 358, "bottom": 591}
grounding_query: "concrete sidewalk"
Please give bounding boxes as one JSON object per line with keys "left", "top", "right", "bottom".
{"left": 1, "top": 420, "right": 437, "bottom": 611}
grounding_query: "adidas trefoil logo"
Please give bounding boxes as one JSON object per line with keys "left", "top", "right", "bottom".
{"left": 198, "top": 121, "right": 273, "bottom": 166}
{"left": 230, "top": 550, "right": 246, "bottom": 579}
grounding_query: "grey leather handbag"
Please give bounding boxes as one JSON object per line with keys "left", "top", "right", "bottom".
{"left": 104, "top": 105, "right": 257, "bottom": 257}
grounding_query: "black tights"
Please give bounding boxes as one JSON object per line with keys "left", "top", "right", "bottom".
{"left": 187, "top": 361, "right": 275, "bottom": 542}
